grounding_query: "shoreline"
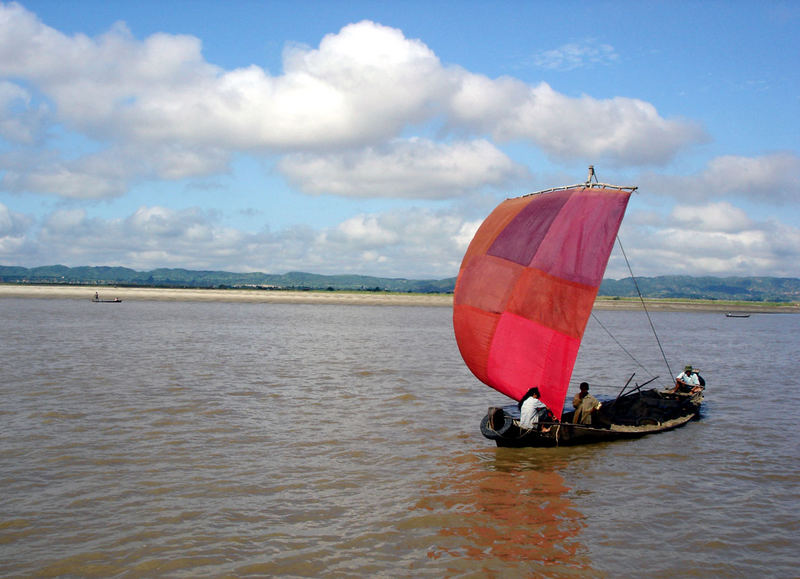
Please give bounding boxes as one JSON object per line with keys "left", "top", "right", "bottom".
{"left": 0, "top": 284, "right": 452, "bottom": 307}
{"left": 592, "top": 298, "right": 799, "bottom": 314}
{"left": 1, "top": 284, "right": 798, "bottom": 313}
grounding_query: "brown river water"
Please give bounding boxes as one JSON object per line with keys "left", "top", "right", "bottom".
{"left": 1, "top": 298, "right": 797, "bottom": 577}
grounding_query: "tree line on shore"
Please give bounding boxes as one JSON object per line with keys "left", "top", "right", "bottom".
{"left": 1, "top": 264, "right": 798, "bottom": 302}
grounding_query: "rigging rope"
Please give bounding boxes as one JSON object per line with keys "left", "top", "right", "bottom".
{"left": 590, "top": 311, "right": 653, "bottom": 375}
{"left": 616, "top": 235, "right": 674, "bottom": 381}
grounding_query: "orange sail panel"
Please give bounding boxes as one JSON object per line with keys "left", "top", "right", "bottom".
{"left": 453, "top": 186, "right": 632, "bottom": 418}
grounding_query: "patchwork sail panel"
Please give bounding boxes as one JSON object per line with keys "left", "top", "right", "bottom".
{"left": 452, "top": 305, "right": 499, "bottom": 386}
{"left": 530, "top": 190, "right": 630, "bottom": 285}
{"left": 453, "top": 186, "right": 632, "bottom": 418}
{"left": 488, "top": 189, "right": 571, "bottom": 266}
{"left": 459, "top": 196, "right": 531, "bottom": 269}
{"left": 453, "top": 255, "right": 524, "bottom": 313}
{"left": 505, "top": 268, "right": 597, "bottom": 340}
{"left": 487, "top": 312, "right": 581, "bottom": 413}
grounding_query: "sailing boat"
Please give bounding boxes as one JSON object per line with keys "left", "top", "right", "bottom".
{"left": 453, "top": 168, "right": 702, "bottom": 447}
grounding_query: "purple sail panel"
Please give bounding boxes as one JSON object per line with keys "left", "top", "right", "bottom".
{"left": 530, "top": 189, "right": 631, "bottom": 287}
{"left": 487, "top": 190, "right": 571, "bottom": 266}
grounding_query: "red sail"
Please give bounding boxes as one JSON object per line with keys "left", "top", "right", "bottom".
{"left": 453, "top": 185, "right": 632, "bottom": 418}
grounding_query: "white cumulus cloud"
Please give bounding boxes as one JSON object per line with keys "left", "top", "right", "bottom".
{"left": 670, "top": 201, "right": 753, "bottom": 233}
{"left": 0, "top": 3, "right": 708, "bottom": 201}
{"left": 450, "top": 80, "right": 707, "bottom": 164}
{"left": 278, "top": 138, "right": 527, "bottom": 198}
{"left": 614, "top": 200, "right": 800, "bottom": 277}
{"left": 643, "top": 152, "right": 800, "bottom": 203}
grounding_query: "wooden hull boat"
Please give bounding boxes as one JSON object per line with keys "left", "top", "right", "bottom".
{"left": 725, "top": 312, "right": 749, "bottom": 318}
{"left": 453, "top": 169, "right": 706, "bottom": 448}
{"left": 480, "top": 389, "right": 702, "bottom": 447}
{"left": 92, "top": 298, "right": 122, "bottom": 303}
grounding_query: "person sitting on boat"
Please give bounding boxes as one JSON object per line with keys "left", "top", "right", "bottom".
{"left": 673, "top": 365, "right": 704, "bottom": 394}
{"left": 572, "top": 382, "right": 602, "bottom": 425}
{"left": 518, "top": 387, "right": 551, "bottom": 429}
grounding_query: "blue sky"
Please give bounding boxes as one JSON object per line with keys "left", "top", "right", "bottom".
{"left": 1, "top": 0, "right": 798, "bottom": 279}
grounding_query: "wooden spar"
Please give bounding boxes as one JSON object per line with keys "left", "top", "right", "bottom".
{"left": 610, "top": 373, "right": 636, "bottom": 408}
{"left": 623, "top": 375, "right": 659, "bottom": 397}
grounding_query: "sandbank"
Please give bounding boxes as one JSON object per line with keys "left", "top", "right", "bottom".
{"left": 592, "top": 298, "right": 799, "bottom": 314}
{"left": 0, "top": 284, "right": 452, "bottom": 307}
{"left": 1, "top": 284, "right": 797, "bottom": 313}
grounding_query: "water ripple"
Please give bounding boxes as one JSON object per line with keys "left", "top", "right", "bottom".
{"left": 1, "top": 301, "right": 798, "bottom": 577}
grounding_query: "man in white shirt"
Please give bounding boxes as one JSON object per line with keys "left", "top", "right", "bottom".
{"left": 518, "top": 387, "right": 549, "bottom": 428}
{"left": 673, "top": 365, "right": 703, "bottom": 394}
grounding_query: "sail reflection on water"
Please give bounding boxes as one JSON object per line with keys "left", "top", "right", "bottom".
{"left": 412, "top": 451, "right": 593, "bottom": 574}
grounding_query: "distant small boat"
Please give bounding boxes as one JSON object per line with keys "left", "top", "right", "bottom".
{"left": 725, "top": 312, "right": 750, "bottom": 318}
{"left": 92, "top": 294, "right": 122, "bottom": 303}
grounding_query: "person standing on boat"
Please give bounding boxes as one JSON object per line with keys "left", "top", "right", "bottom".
{"left": 518, "top": 387, "right": 549, "bottom": 429}
{"left": 572, "top": 382, "right": 601, "bottom": 425}
{"left": 673, "top": 365, "right": 703, "bottom": 394}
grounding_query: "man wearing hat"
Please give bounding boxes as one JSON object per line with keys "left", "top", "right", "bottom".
{"left": 673, "top": 364, "right": 703, "bottom": 394}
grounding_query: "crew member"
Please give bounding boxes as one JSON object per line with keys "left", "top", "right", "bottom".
{"left": 673, "top": 365, "right": 704, "bottom": 394}
{"left": 518, "top": 387, "right": 549, "bottom": 429}
{"left": 572, "top": 382, "right": 601, "bottom": 425}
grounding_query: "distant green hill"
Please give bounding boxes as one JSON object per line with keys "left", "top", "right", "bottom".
{"left": 1, "top": 265, "right": 798, "bottom": 302}
{"left": 0, "top": 265, "right": 456, "bottom": 294}
{"left": 598, "top": 275, "right": 800, "bottom": 303}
